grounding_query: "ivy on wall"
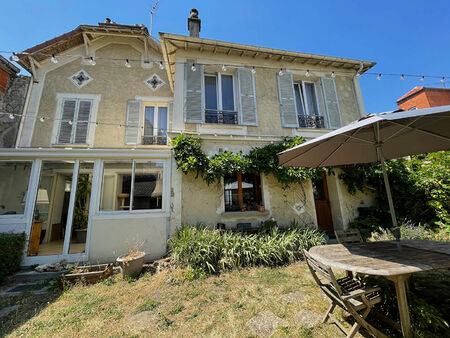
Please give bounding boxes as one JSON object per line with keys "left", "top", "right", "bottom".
{"left": 171, "top": 134, "right": 322, "bottom": 187}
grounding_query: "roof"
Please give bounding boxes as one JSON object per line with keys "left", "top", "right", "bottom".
{"left": 159, "top": 33, "right": 376, "bottom": 90}
{"left": 0, "top": 55, "right": 20, "bottom": 75}
{"left": 396, "top": 86, "right": 450, "bottom": 103}
{"left": 15, "top": 21, "right": 161, "bottom": 72}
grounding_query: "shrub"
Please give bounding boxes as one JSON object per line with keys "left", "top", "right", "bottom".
{"left": 0, "top": 232, "right": 26, "bottom": 283}
{"left": 168, "top": 224, "right": 325, "bottom": 275}
{"left": 367, "top": 220, "right": 450, "bottom": 242}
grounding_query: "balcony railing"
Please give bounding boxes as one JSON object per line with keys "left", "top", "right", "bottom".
{"left": 205, "top": 110, "right": 238, "bottom": 125}
{"left": 298, "top": 114, "right": 325, "bottom": 129}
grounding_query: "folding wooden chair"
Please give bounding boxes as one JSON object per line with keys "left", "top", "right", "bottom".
{"left": 335, "top": 229, "right": 363, "bottom": 244}
{"left": 303, "top": 249, "right": 387, "bottom": 338}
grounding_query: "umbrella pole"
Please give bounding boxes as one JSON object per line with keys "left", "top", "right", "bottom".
{"left": 380, "top": 157, "right": 401, "bottom": 251}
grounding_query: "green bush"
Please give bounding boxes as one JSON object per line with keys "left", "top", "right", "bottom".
{"left": 0, "top": 232, "right": 26, "bottom": 283}
{"left": 168, "top": 224, "right": 325, "bottom": 275}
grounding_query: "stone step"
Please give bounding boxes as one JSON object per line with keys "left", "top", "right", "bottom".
{"left": 9, "top": 270, "right": 65, "bottom": 284}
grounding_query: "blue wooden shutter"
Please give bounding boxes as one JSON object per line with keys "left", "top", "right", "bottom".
{"left": 277, "top": 72, "right": 298, "bottom": 128}
{"left": 125, "top": 99, "right": 141, "bottom": 144}
{"left": 58, "top": 99, "right": 77, "bottom": 143}
{"left": 321, "top": 77, "right": 342, "bottom": 129}
{"left": 184, "top": 62, "right": 204, "bottom": 123}
{"left": 238, "top": 68, "right": 257, "bottom": 125}
{"left": 74, "top": 100, "right": 92, "bottom": 144}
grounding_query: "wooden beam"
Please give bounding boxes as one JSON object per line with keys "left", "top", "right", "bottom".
{"left": 227, "top": 48, "right": 232, "bottom": 55}
{"left": 184, "top": 41, "right": 187, "bottom": 50}
{"left": 290, "top": 57, "right": 297, "bottom": 63}
{"left": 213, "top": 46, "right": 217, "bottom": 53}
{"left": 82, "top": 33, "right": 90, "bottom": 56}
{"left": 27, "top": 56, "right": 38, "bottom": 82}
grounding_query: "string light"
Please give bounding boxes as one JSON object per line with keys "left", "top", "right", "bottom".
{"left": 441, "top": 77, "right": 445, "bottom": 84}
{"left": 191, "top": 63, "right": 196, "bottom": 72}
{"left": 10, "top": 53, "right": 19, "bottom": 62}
{"left": 251, "top": 67, "right": 256, "bottom": 74}
{"left": 377, "top": 74, "right": 381, "bottom": 80}
{"left": 421, "top": 76, "right": 425, "bottom": 82}
{"left": 89, "top": 57, "right": 96, "bottom": 66}
{"left": 39, "top": 117, "right": 45, "bottom": 122}
{"left": 305, "top": 70, "right": 310, "bottom": 77}
{"left": 68, "top": 120, "right": 73, "bottom": 125}
{"left": 222, "top": 64, "right": 227, "bottom": 72}
{"left": 124, "top": 59, "right": 131, "bottom": 68}
{"left": 159, "top": 61, "right": 165, "bottom": 70}
{"left": 331, "top": 71, "right": 335, "bottom": 78}
{"left": 400, "top": 74, "right": 405, "bottom": 81}
{"left": 51, "top": 54, "right": 58, "bottom": 64}
{"left": 278, "top": 68, "right": 284, "bottom": 76}
{"left": 8, "top": 113, "right": 15, "bottom": 120}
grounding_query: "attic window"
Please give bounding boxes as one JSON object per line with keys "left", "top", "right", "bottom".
{"left": 69, "top": 70, "right": 93, "bottom": 88}
{"left": 145, "top": 73, "right": 165, "bottom": 91}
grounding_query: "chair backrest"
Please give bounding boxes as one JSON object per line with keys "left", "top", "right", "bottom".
{"left": 302, "top": 249, "right": 342, "bottom": 296}
{"left": 335, "top": 229, "right": 363, "bottom": 244}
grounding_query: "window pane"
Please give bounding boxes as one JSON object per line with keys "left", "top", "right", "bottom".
{"left": 158, "top": 107, "right": 168, "bottom": 137}
{"left": 144, "top": 106, "right": 155, "bottom": 136}
{"left": 221, "top": 75, "right": 234, "bottom": 111}
{"left": 294, "top": 84, "right": 305, "bottom": 116}
{"left": 305, "top": 83, "right": 318, "bottom": 115}
{"left": 133, "top": 161, "right": 164, "bottom": 210}
{"left": 0, "top": 161, "right": 32, "bottom": 215}
{"left": 224, "top": 175, "right": 240, "bottom": 211}
{"left": 242, "top": 173, "right": 262, "bottom": 208}
{"left": 69, "top": 161, "right": 94, "bottom": 254}
{"left": 205, "top": 75, "right": 218, "bottom": 110}
{"left": 28, "top": 160, "right": 75, "bottom": 256}
{"left": 100, "top": 161, "right": 133, "bottom": 211}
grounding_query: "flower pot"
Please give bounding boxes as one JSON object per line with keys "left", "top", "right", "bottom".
{"left": 258, "top": 205, "right": 265, "bottom": 212}
{"left": 116, "top": 251, "right": 145, "bottom": 278}
{"left": 74, "top": 229, "right": 87, "bottom": 243}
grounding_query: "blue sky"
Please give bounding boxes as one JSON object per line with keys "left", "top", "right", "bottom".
{"left": 1, "top": 0, "right": 449, "bottom": 113}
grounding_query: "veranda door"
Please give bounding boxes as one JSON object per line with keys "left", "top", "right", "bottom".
{"left": 313, "top": 174, "right": 334, "bottom": 234}
{"left": 25, "top": 160, "right": 94, "bottom": 264}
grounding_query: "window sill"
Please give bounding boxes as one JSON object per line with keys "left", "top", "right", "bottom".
{"left": 52, "top": 144, "right": 90, "bottom": 148}
{"left": 221, "top": 210, "right": 270, "bottom": 219}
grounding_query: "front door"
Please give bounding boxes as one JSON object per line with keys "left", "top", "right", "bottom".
{"left": 313, "top": 174, "right": 334, "bottom": 234}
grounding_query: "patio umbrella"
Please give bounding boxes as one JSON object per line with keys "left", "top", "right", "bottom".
{"left": 278, "top": 105, "right": 450, "bottom": 249}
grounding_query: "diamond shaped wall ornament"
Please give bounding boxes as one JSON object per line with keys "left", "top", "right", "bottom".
{"left": 70, "top": 70, "right": 93, "bottom": 88}
{"left": 145, "top": 73, "right": 165, "bottom": 91}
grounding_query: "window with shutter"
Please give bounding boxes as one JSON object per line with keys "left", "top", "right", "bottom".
{"left": 125, "top": 99, "right": 141, "bottom": 145}
{"left": 277, "top": 72, "right": 298, "bottom": 127}
{"left": 184, "top": 62, "right": 204, "bottom": 123}
{"left": 57, "top": 99, "right": 93, "bottom": 144}
{"left": 321, "top": 77, "right": 342, "bottom": 129}
{"left": 238, "top": 68, "right": 257, "bottom": 125}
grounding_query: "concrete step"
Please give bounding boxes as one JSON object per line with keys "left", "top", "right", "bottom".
{"left": 9, "top": 270, "right": 65, "bottom": 284}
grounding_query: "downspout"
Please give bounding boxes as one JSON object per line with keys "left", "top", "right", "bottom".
{"left": 352, "top": 63, "right": 367, "bottom": 118}
{"left": 15, "top": 76, "right": 34, "bottom": 148}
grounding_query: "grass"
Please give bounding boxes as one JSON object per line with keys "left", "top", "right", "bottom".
{"left": 1, "top": 262, "right": 352, "bottom": 337}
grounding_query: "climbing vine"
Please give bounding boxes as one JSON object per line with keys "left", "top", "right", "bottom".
{"left": 171, "top": 134, "right": 322, "bottom": 187}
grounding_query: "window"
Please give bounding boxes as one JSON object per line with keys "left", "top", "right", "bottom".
{"left": 57, "top": 98, "right": 93, "bottom": 144}
{"left": 293, "top": 82, "right": 324, "bottom": 128}
{"left": 100, "top": 160, "right": 164, "bottom": 212}
{"left": 204, "top": 73, "right": 237, "bottom": 124}
{"left": 142, "top": 103, "right": 168, "bottom": 145}
{"left": 224, "top": 173, "right": 262, "bottom": 212}
{"left": 0, "top": 161, "right": 32, "bottom": 216}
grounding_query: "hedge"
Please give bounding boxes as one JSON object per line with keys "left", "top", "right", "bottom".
{"left": 0, "top": 232, "right": 26, "bottom": 283}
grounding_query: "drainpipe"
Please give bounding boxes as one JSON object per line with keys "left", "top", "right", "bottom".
{"left": 353, "top": 63, "right": 367, "bottom": 118}
{"left": 15, "top": 76, "right": 34, "bottom": 148}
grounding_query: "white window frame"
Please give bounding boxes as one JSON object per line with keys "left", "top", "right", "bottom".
{"left": 203, "top": 72, "right": 237, "bottom": 115}
{"left": 140, "top": 102, "right": 169, "bottom": 143}
{"left": 51, "top": 93, "right": 101, "bottom": 147}
{"left": 97, "top": 159, "right": 168, "bottom": 215}
{"left": 293, "top": 81, "right": 326, "bottom": 128}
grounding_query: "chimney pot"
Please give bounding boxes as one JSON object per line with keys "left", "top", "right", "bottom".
{"left": 188, "top": 8, "right": 201, "bottom": 38}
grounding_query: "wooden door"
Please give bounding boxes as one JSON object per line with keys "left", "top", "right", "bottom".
{"left": 313, "top": 174, "right": 334, "bottom": 234}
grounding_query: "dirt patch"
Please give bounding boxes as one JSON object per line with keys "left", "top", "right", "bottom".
{"left": 293, "top": 309, "right": 321, "bottom": 328}
{"left": 281, "top": 292, "right": 309, "bottom": 304}
{"left": 246, "top": 311, "right": 288, "bottom": 337}
{"left": 121, "top": 310, "right": 158, "bottom": 333}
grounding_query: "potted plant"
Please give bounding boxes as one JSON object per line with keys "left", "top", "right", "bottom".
{"left": 117, "top": 249, "right": 146, "bottom": 278}
{"left": 73, "top": 175, "right": 91, "bottom": 243}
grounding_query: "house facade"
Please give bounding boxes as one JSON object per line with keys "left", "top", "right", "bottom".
{"left": 0, "top": 11, "right": 375, "bottom": 265}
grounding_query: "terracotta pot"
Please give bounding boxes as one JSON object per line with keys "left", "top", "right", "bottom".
{"left": 116, "top": 251, "right": 145, "bottom": 278}
{"left": 258, "top": 205, "right": 265, "bottom": 212}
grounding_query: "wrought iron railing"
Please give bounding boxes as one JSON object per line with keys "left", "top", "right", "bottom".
{"left": 298, "top": 115, "right": 325, "bottom": 129}
{"left": 142, "top": 135, "right": 167, "bottom": 145}
{"left": 205, "top": 110, "right": 238, "bottom": 125}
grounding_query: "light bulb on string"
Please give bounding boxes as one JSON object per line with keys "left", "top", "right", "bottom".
{"left": 89, "top": 57, "right": 96, "bottom": 66}
{"left": 305, "top": 70, "right": 310, "bottom": 77}
{"left": 125, "top": 59, "right": 131, "bottom": 68}
{"left": 159, "top": 61, "right": 165, "bottom": 70}
{"left": 8, "top": 114, "right": 15, "bottom": 120}
{"left": 251, "top": 67, "right": 256, "bottom": 74}
{"left": 222, "top": 64, "right": 227, "bottom": 72}
{"left": 10, "top": 53, "right": 19, "bottom": 62}
{"left": 51, "top": 54, "right": 58, "bottom": 64}
{"left": 376, "top": 74, "right": 381, "bottom": 81}
{"left": 68, "top": 120, "right": 73, "bottom": 125}
{"left": 400, "top": 74, "right": 405, "bottom": 81}
{"left": 331, "top": 71, "right": 335, "bottom": 78}
{"left": 39, "top": 117, "right": 45, "bottom": 122}
{"left": 117, "top": 124, "right": 122, "bottom": 129}
{"left": 278, "top": 68, "right": 284, "bottom": 76}
{"left": 420, "top": 76, "right": 425, "bottom": 82}
{"left": 441, "top": 77, "right": 445, "bottom": 84}
{"left": 191, "top": 63, "right": 196, "bottom": 72}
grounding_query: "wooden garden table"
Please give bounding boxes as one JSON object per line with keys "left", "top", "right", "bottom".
{"left": 309, "top": 240, "right": 450, "bottom": 338}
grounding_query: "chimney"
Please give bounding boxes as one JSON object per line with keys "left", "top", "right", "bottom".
{"left": 188, "top": 9, "right": 201, "bottom": 38}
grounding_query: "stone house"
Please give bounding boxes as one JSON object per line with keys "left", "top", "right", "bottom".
{"left": 0, "top": 11, "right": 375, "bottom": 266}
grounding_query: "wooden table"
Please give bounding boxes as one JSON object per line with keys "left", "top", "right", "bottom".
{"left": 309, "top": 240, "right": 450, "bottom": 338}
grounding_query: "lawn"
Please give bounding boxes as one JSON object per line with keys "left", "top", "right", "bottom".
{"left": 2, "top": 262, "right": 354, "bottom": 337}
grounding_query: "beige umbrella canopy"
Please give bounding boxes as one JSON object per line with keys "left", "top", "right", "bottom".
{"left": 278, "top": 105, "right": 450, "bottom": 249}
